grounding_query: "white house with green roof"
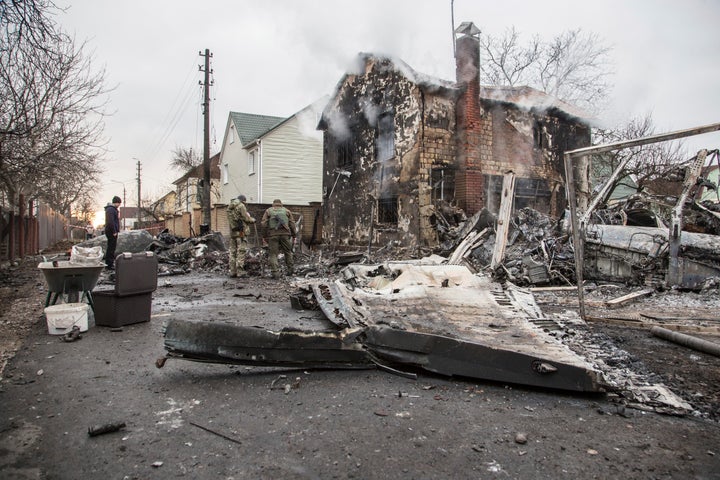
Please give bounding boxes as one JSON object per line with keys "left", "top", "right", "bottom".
{"left": 219, "top": 99, "right": 325, "bottom": 206}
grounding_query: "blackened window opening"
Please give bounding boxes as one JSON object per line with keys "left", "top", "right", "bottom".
{"left": 485, "top": 174, "right": 551, "bottom": 213}
{"left": 431, "top": 167, "right": 455, "bottom": 201}
{"left": 377, "top": 196, "right": 398, "bottom": 224}
{"left": 337, "top": 140, "right": 354, "bottom": 168}
{"left": 533, "top": 122, "right": 545, "bottom": 149}
{"left": 376, "top": 112, "right": 394, "bottom": 162}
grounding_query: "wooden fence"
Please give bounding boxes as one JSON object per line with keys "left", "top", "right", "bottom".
{"left": 1, "top": 199, "right": 325, "bottom": 262}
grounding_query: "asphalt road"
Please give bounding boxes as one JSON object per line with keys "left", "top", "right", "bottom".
{"left": 1, "top": 271, "right": 719, "bottom": 479}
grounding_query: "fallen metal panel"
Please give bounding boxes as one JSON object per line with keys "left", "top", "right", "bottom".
{"left": 363, "top": 325, "right": 603, "bottom": 392}
{"left": 322, "top": 263, "right": 605, "bottom": 392}
{"left": 585, "top": 225, "right": 720, "bottom": 288}
{"left": 163, "top": 319, "right": 372, "bottom": 369}
{"left": 161, "top": 263, "right": 606, "bottom": 392}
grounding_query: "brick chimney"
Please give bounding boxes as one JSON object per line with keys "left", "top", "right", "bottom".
{"left": 454, "top": 22, "right": 484, "bottom": 214}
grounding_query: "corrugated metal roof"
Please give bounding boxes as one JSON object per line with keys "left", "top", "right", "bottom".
{"left": 229, "top": 112, "right": 286, "bottom": 145}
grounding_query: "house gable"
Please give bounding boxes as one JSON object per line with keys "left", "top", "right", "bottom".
{"left": 320, "top": 54, "right": 458, "bottom": 248}
{"left": 220, "top": 103, "right": 324, "bottom": 206}
{"left": 320, "top": 45, "right": 592, "bottom": 250}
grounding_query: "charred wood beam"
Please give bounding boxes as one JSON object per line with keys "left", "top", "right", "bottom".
{"left": 448, "top": 228, "right": 488, "bottom": 264}
{"left": 490, "top": 171, "right": 515, "bottom": 269}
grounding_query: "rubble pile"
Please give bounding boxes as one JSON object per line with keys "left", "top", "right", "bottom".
{"left": 438, "top": 195, "right": 720, "bottom": 289}
{"left": 441, "top": 207, "right": 577, "bottom": 287}
{"left": 148, "top": 231, "right": 228, "bottom": 273}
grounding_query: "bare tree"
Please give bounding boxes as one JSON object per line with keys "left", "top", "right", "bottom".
{"left": 480, "top": 27, "right": 613, "bottom": 114}
{"left": 169, "top": 146, "right": 201, "bottom": 171}
{"left": 0, "top": 0, "right": 60, "bottom": 52}
{"left": 36, "top": 150, "right": 103, "bottom": 217}
{"left": 592, "top": 114, "right": 689, "bottom": 193}
{"left": 73, "top": 191, "right": 99, "bottom": 225}
{"left": 0, "top": 0, "right": 109, "bottom": 217}
{"left": 480, "top": 27, "right": 541, "bottom": 87}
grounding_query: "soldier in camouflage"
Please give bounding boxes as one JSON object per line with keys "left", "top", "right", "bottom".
{"left": 226, "top": 195, "right": 255, "bottom": 278}
{"left": 261, "top": 199, "right": 296, "bottom": 279}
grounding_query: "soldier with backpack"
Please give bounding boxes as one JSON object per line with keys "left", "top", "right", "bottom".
{"left": 227, "top": 195, "right": 255, "bottom": 278}
{"left": 261, "top": 199, "right": 296, "bottom": 279}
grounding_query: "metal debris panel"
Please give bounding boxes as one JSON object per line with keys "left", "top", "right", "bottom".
{"left": 314, "top": 263, "right": 605, "bottom": 391}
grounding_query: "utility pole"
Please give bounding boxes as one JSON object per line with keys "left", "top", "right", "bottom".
{"left": 136, "top": 160, "right": 142, "bottom": 227}
{"left": 199, "top": 48, "right": 213, "bottom": 233}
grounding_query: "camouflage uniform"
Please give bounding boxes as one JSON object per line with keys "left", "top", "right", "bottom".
{"left": 261, "top": 199, "right": 296, "bottom": 278}
{"left": 227, "top": 196, "right": 255, "bottom": 277}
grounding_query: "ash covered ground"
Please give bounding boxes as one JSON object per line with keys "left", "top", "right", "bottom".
{"left": 1, "top": 246, "right": 719, "bottom": 479}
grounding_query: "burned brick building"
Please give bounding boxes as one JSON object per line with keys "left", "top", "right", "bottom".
{"left": 319, "top": 22, "right": 592, "bottom": 249}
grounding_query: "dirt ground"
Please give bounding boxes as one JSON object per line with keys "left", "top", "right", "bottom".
{"left": 1, "top": 252, "right": 719, "bottom": 479}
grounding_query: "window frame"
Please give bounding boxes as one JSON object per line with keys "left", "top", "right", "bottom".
{"left": 248, "top": 149, "right": 257, "bottom": 175}
{"left": 376, "top": 112, "right": 395, "bottom": 163}
{"left": 377, "top": 195, "right": 399, "bottom": 225}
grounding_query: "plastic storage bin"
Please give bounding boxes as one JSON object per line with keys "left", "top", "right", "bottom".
{"left": 44, "top": 303, "right": 89, "bottom": 334}
{"left": 114, "top": 252, "right": 158, "bottom": 296}
{"left": 92, "top": 251, "right": 158, "bottom": 327}
{"left": 93, "top": 292, "right": 152, "bottom": 327}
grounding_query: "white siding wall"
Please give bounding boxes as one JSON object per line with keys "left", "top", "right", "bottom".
{"left": 260, "top": 116, "right": 323, "bottom": 205}
{"left": 221, "top": 120, "right": 260, "bottom": 204}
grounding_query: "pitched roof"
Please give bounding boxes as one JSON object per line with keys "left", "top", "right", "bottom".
{"left": 479, "top": 85, "right": 594, "bottom": 124}
{"left": 321, "top": 53, "right": 594, "bottom": 127}
{"left": 229, "top": 112, "right": 286, "bottom": 144}
{"left": 172, "top": 153, "right": 221, "bottom": 185}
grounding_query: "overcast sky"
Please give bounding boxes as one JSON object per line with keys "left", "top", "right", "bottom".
{"left": 56, "top": 0, "right": 720, "bottom": 221}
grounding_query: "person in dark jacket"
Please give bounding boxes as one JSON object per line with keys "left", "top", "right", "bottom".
{"left": 103, "top": 196, "right": 122, "bottom": 269}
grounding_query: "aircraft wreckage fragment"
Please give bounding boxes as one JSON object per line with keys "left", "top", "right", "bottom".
{"left": 161, "top": 263, "right": 606, "bottom": 392}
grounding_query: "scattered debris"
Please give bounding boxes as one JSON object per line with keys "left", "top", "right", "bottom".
{"left": 650, "top": 326, "right": 720, "bottom": 358}
{"left": 189, "top": 420, "right": 243, "bottom": 445}
{"left": 61, "top": 326, "right": 82, "bottom": 342}
{"left": 87, "top": 421, "right": 126, "bottom": 437}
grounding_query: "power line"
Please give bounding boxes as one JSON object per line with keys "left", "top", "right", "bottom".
{"left": 143, "top": 58, "right": 202, "bottom": 162}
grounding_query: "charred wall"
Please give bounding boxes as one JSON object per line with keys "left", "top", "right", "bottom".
{"left": 321, "top": 56, "right": 456, "bottom": 250}
{"left": 480, "top": 103, "right": 590, "bottom": 216}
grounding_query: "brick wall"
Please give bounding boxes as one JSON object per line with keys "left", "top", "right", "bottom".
{"left": 164, "top": 212, "right": 192, "bottom": 238}
{"left": 160, "top": 203, "right": 320, "bottom": 246}
{"left": 455, "top": 33, "right": 484, "bottom": 214}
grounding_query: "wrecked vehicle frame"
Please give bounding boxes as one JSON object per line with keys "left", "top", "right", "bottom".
{"left": 564, "top": 122, "right": 720, "bottom": 317}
